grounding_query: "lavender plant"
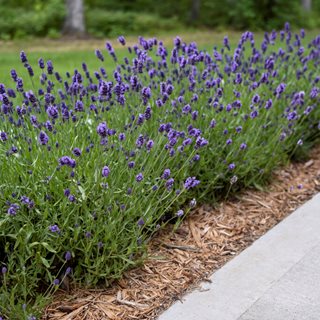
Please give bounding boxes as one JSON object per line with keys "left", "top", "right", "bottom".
{"left": 0, "top": 25, "right": 319, "bottom": 318}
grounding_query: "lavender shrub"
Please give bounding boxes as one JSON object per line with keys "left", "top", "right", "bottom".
{"left": 0, "top": 25, "right": 319, "bottom": 318}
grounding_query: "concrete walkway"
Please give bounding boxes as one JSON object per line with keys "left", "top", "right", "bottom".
{"left": 159, "top": 193, "right": 320, "bottom": 320}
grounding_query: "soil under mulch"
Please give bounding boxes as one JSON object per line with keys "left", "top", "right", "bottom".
{"left": 44, "top": 145, "right": 320, "bottom": 320}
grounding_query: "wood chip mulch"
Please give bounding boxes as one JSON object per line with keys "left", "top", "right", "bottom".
{"left": 44, "top": 145, "right": 320, "bottom": 320}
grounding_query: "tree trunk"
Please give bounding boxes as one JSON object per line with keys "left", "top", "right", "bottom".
{"left": 302, "top": 0, "right": 312, "bottom": 11}
{"left": 191, "top": 0, "right": 200, "bottom": 22}
{"left": 63, "top": 0, "right": 85, "bottom": 36}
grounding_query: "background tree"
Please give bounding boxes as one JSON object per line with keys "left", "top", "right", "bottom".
{"left": 190, "top": 0, "right": 201, "bottom": 22}
{"left": 302, "top": 0, "right": 312, "bottom": 11}
{"left": 63, "top": 0, "right": 85, "bottom": 36}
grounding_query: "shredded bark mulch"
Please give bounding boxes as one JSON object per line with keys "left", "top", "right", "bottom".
{"left": 44, "top": 145, "right": 320, "bottom": 320}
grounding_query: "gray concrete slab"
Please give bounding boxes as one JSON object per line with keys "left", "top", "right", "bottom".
{"left": 239, "top": 242, "right": 320, "bottom": 320}
{"left": 158, "top": 193, "right": 320, "bottom": 320}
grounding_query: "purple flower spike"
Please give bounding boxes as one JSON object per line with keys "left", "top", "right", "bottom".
{"left": 136, "top": 173, "right": 144, "bottom": 182}
{"left": 102, "top": 166, "right": 110, "bottom": 177}
{"left": 162, "top": 169, "right": 171, "bottom": 179}
{"left": 176, "top": 210, "right": 184, "bottom": 217}
{"left": 0, "top": 131, "right": 8, "bottom": 141}
{"left": 20, "top": 51, "right": 27, "bottom": 63}
{"left": 118, "top": 36, "right": 126, "bottom": 45}
{"left": 49, "top": 224, "right": 60, "bottom": 233}
{"left": 38, "top": 131, "right": 49, "bottom": 145}
{"left": 228, "top": 163, "right": 236, "bottom": 170}
{"left": 7, "top": 204, "right": 19, "bottom": 216}
{"left": 65, "top": 251, "right": 72, "bottom": 261}
{"left": 96, "top": 122, "right": 108, "bottom": 137}
{"left": 68, "top": 195, "right": 76, "bottom": 202}
{"left": 59, "top": 156, "right": 76, "bottom": 168}
{"left": 95, "top": 49, "right": 104, "bottom": 61}
{"left": 184, "top": 177, "right": 200, "bottom": 190}
{"left": 166, "top": 178, "right": 175, "bottom": 190}
{"left": 72, "top": 148, "right": 82, "bottom": 157}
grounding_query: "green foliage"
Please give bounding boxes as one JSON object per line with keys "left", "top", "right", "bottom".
{"left": 0, "top": 0, "right": 65, "bottom": 40}
{"left": 1, "top": 0, "right": 320, "bottom": 39}
{"left": 85, "top": 0, "right": 320, "bottom": 30}
{"left": 86, "top": 9, "right": 182, "bottom": 38}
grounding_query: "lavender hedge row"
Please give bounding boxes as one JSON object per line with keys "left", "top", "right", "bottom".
{"left": 0, "top": 24, "right": 320, "bottom": 319}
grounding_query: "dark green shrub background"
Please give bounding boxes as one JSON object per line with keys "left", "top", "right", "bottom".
{"left": 0, "top": 0, "right": 320, "bottom": 39}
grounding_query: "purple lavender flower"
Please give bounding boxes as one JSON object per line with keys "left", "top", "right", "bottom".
{"left": 47, "top": 106, "right": 59, "bottom": 119}
{"left": 38, "top": 131, "right": 49, "bottom": 145}
{"left": 210, "top": 119, "right": 217, "bottom": 128}
{"left": 128, "top": 161, "right": 135, "bottom": 169}
{"left": 7, "top": 204, "right": 19, "bottom": 216}
{"left": 20, "top": 51, "right": 27, "bottom": 63}
{"left": 58, "top": 156, "right": 76, "bottom": 168}
{"left": 38, "top": 58, "right": 45, "bottom": 69}
{"left": 136, "top": 173, "right": 144, "bottom": 182}
{"left": 119, "top": 133, "right": 126, "bottom": 141}
{"left": 297, "top": 139, "right": 303, "bottom": 145}
{"left": 265, "top": 99, "right": 273, "bottom": 110}
{"left": 236, "top": 126, "right": 242, "bottom": 133}
{"left": 0, "top": 131, "right": 8, "bottom": 141}
{"left": 275, "top": 83, "right": 286, "bottom": 97}
{"left": 75, "top": 100, "right": 84, "bottom": 112}
{"left": 136, "top": 134, "right": 144, "bottom": 148}
{"left": 250, "top": 110, "right": 258, "bottom": 119}
{"left": 166, "top": 178, "right": 174, "bottom": 190}
{"left": 68, "top": 195, "right": 76, "bottom": 202}
{"left": 95, "top": 49, "right": 104, "bottom": 61}
{"left": 146, "top": 139, "right": 154, "bottom": 151}
{"left": 240, "top": 143, "right": 247, "bottom": 150}
{"left": 176, "top": 210, "right": 184, "bottom": 217}
{"left": 141, "top": 86, "right": 151, "bottom": 104}
{"left": 49, "top": 224, "right": 60, "bottom": 233}
{"left": 228, "top": 163, "right": 236, "bottom": 170}
{"left": 65, "top": 251, "right": 72, "bottom": 261}
{"left": 53, "top": 279, "right": 60, "bottom": 285}
{"left": 162, "top": 169, "right": 171, "bottom": 179}
{"left": 189, "top": 198, "right": 197, "bottom": 207}
{"left": 287, "top": 111, "right": 297, "bottom": 121}
{"left": 102, "top": 166, "right": 110, "bottom": 177}
{"left": 195, "top": 136, "right": 208, "bottom": 148}
{"left": 223, "top": 36, "right": 230, "bottom": 50}
{"left": 137, "top": 218, "right": 145, "bottom": 226}
{"left": 47, "top": 60, "right": 53, "bottom": 74}
{"left": 72, "top": 148, "right": 82, "bottom": 157}
{"left": 20, "top": 196, "right": 34, "bottom": 208}
{"left": 96, "top": 122, "right": 108, "bottom": 137}
{"left": 118, "top": 36, "right": 126, "bottom": 45}
{"left": 64, "top": 189, "right": 70, "bottom": 197}
{"left": 26, "top": 64, "right": 34, "bottom": 77}
{"left": 184, "top": 177, "right": 200, "bottom": 190}
{"left": 65, "top": 267, "right": 72, "bottom": 275}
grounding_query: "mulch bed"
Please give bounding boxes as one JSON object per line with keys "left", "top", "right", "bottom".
{"left": 44, "top": 145, "right": 320, "bottom": 320}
